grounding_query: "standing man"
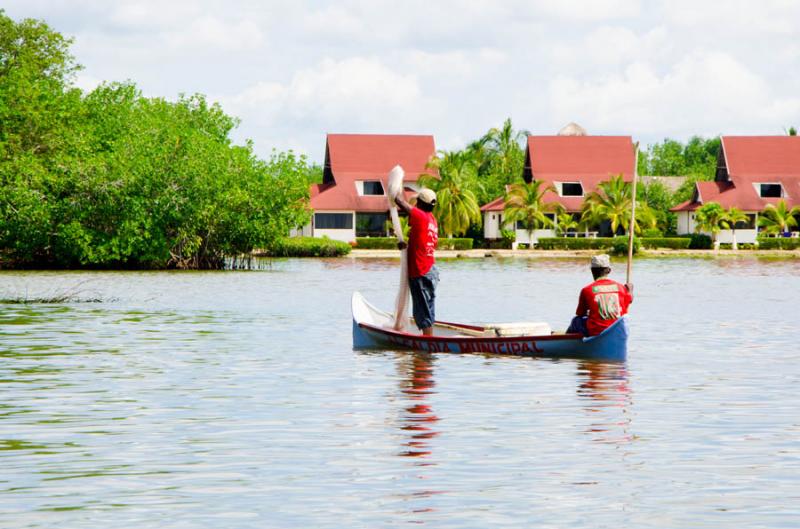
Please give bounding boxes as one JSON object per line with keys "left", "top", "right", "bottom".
{"left": 568, "top": 254, "right": 633, "bottom": 336}
{"left": 395, "top": 188, "right": 439, "bottom": 336}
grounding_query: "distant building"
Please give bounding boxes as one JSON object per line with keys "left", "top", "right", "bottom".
{"left": 671, "top": 136, "right": 800, "bottom": 243}
{"left": 299, "top": 134, "right": 437, "bottom": 242}
{"left": 481, "top": 128, "right": 636, "bottom": 245}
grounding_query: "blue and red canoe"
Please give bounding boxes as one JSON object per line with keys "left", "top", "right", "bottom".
{"left": 352, "top": 292, "right": 628, "bottom": 362}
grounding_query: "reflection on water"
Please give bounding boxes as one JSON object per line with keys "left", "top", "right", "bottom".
{"left": 397, "top": 352, "right": 440, "bottom": 459}
{"left": 576, "top": 361, "right": 633, "bottom": 444}
{"left": 2, "top": 259, "right": 799, "bottom": 528}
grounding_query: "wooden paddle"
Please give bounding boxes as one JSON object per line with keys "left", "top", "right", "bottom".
{"left": 626, "top": 142, "right": 639, "bottom": 286}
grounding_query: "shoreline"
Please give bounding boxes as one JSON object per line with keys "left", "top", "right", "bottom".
{"left": 347, "top": 248, "right": 800, "bottom": 259}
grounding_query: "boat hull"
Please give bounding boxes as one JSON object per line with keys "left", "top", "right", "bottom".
{"left": 352, "top": 292, "right": 627, "bottom": 362}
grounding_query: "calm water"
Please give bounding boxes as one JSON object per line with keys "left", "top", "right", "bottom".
{"left": 1, "top": 257, "right": 799, "bottom": 528}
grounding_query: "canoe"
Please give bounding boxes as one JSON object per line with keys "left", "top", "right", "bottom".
{"left": 352, "top": 292, "right": 627, "bottom": 362}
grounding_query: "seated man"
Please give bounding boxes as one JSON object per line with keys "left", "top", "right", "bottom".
{"left": 567, "top": 254, "right": 633, "bottom": 337}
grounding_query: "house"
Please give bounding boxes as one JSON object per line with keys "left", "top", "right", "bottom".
{"left": 481, "top": 127, "right": 636, "bottom": 245}
{"left": 301, "top": 133, "right": 437, "bottom": 242}
{"left": 671, "top": 136, "right": 800, "bottom": 244}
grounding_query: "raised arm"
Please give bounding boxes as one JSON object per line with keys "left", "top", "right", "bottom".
{"left": 394, "top": 193, "right": 413, "bottom": 215}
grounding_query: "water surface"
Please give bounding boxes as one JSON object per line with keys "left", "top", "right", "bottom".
{"left": 1, "top": 257, "right": 799, "bottom": 528}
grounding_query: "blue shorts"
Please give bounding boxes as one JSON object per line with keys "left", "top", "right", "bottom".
{"left": 409, "top": 266, "right": 439, "bottom": 330}
{"left": 567, "top": 315, "right": 589, "bottom": 336}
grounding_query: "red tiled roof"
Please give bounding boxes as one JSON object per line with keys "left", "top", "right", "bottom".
{"left": 670, "top": 136, "right": 800, "bottom": 212}
{"left": 722, "top": 136, "right": 800, "bottom": 179}
{"left": 310, "top": 134, "right": 437, "bottom": 212}
{"left": 485, "top": 136, "right": 635, "bottom": 213}
{"left": 480, "top": 196, "right": 505, "bottom": 212}
{"left": 526, "top": 136, "right": 635, "bottom": 181}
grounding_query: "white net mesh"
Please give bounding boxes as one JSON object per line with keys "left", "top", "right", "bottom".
{"left": 387, "top": 165, "right": 410, "bottom": 331}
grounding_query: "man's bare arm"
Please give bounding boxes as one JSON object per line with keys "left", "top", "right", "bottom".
{"left": 394, "top": 194, "right": 413, "bottom": 214}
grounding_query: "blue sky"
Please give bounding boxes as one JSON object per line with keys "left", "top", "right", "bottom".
{"left": 4, "top": 0, "right": 799, "bottom": 163}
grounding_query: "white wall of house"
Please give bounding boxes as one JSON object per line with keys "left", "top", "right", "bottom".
{"left": 676, "top": 211, "right": 695, "bottom": 235}
{"left": 310, "top": 210, "right": 356, "bottom": 243}
{"left": 716, "top": 229, "right": 758, "bottom": 244}
{"left": 483, "top": 211, "right": 504, "bottom": 239}
{"left": 515, "top": 228, "right": 556, "bottom": 247}
{"left": 290, "top": 224, "right": 313, "bottom": 238}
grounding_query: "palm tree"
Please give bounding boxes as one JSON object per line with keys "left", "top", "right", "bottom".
{"left": 694, "top": 202, "right": 727, "bottom": 249}
{"left": 723, "top": 206, "right": 749, "bottom": 250}
{"left": 758, "top": 199, "right": 800, "bottom": 235}
{"left": 418, "top": 150, "right": 482, "bottom": 238}
{"left": 582, "top": 174, "right": 632, "bottom": 235}
{"left": 556, "top": 212, "right": 579, "bottom": 236}
{"left": 503, "top": 180, "right": 561, "bottom": 247}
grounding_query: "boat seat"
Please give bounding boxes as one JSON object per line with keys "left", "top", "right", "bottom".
{"left": 485, "top": 322, "right": 551, "bottom": 337}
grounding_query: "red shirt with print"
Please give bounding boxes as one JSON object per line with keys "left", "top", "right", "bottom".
{"left": 576, "top": 278, "right": 632, "bottom": 336}
{"left": 407, "top": 207, "right": 438, "bottom": 278}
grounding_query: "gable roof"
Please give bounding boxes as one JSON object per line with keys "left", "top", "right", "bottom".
{"left": 482, "top": 135, "right": 636, "bottom": 213}
{"left": 311, "top": 134, "right": 437, "bottom": 212}
{"left": 721, "top": 136, "right": 800, "bottom": 180}
{"left": 672, "top": 136, "right": 800, "bottom": 212}
{"left": 524, "top": 136, "right": 635, "bottom": 182}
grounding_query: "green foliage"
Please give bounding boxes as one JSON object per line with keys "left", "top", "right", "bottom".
{"left": 468, "top": 118, "right": 528, "bottom": 204}
{"left": 0, "top": 12, "right": 311, "bottom": 268}
{"left": 437, "top": 238, "right": 473, "bottom": 250}
{"left": 639, "top": 136, "right": 720, "bottom": 178}
{"left": 612, "top": 235, "right": 639, "bottom": 255}
{"left": 354, "top": 237, "right": 472, "bottom": 250}
{"left": 582, "top": 174, "right": 632, "bottom": 235}
{"left": 642, "top": 228, "right": 663, "bottom": 238}
{"left": 758, "top": 199, "right": 800, "bottom": 235}
{"left": 268, "top": 237, "right": 351, "bottom": 257}
{"left": 756, "top": 237, "right": 800, "bottom": 250}
{"left": 419, "top": 150, "right": 482, "bottom": 237}
{"left": 687, "top": 233, "right": 712, "bottom": 249}
{"left": 355, "top": 237, "right": 400, "bottom": 249}
{"left": 640, "top": 237, "right": 691, "bottom": 249}
{"left": 536, "top": 238, "right": 615, "bottom": 250}
{"left": 503, "top": 180, "right": 560, "bottom": 241}
{"left": 693, "top": 202, "right": 727, "bottom": 243}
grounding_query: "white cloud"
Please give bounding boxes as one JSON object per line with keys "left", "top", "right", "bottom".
{"left": 222, "top": 56, "right": 425, "bottom": 123}
{"left": 549, "top": 51, "right": 800, "bottom": 139}
{"left": 164, "top": 16, "right": 264, "bottom": 51}
{"left": 532, "top": 0, "right": 641, "bottom": 20}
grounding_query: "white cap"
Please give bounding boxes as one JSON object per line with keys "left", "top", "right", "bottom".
{"left": 417, "top": 188, "right": 437, "bottom": 205}
{"left": 590, "top": 254, "right": 611, "bottom": 268}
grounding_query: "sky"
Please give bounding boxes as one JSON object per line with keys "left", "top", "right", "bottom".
{"left": 4, "top": 0, "right": 800, "bottom": 163}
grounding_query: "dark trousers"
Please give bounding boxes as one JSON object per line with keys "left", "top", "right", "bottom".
{"left": 409, "top": 266, "right": 439, "bottom": 330}
{"left": 567, "top": 315, "right": 589, "bottom": 336}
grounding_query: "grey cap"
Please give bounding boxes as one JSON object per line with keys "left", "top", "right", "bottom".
{"left": 590, "top": 254, "right": 611, "bottom": 269}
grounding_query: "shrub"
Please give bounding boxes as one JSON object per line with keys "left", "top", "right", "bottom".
{"left": 756, "top": 237, "right": 800, "bottom": 250}
{"left": 268, "top": 237, "right": 351, "bottom": 257}
{"left": 640, "top": 237, "right": 691, "bottom": 249}
{"left": 536, "top": 238, "right": 615, "bottom": 250}
{"left": 642, "top": 228, "right": 663, "bottom": 238}
{"left": 688, "top": 233, "right": 712, "bottom": 249}
{"left": 355, "top": 237, "right": 398, "bottom": 249}
{"left": 354, "top": 237, "right": 473, "bottom": 251}
{"left": 438, "top": 238, "right": 473, "bottom": 250}
{"left": 612, "top": 236, "right": 639, "bottom": 255}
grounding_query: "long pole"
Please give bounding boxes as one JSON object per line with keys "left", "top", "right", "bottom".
{"left": 626, "top": 142, "right": 639, "bottom": 285}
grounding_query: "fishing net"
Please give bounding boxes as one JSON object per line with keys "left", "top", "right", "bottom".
{"left": 387, "top": 165, "right": 410, "bottom": 331}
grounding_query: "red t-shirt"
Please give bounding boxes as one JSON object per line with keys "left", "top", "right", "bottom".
{"left": 576, "top": 278, "right": 632, "bottom": 336}
{"left": 407, "top": 207, "right": 438, "bottom": 278}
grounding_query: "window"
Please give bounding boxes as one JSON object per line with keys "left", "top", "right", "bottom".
{"left": 759, "top": 183, "right": 782, "bottom": 198}
{"left": 356, "top": 212, "right": 388, "bottom": 237}
{"left": 314, "top": 213, "right": 352, "bottom": 229}
{"left": 363, "top": 181, "right": 385, "bottom": 195}
{"left": 561, "top": 182, "right": 583, "bottom": 196}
